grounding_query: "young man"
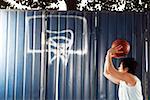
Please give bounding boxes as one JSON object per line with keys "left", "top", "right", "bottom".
{"left": 103, "top": 45, "right": 143, "bottom": 100}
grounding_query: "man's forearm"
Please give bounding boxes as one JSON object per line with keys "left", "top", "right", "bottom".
{"left": 105, "top": 52, "right": 116, "bottom": 74}
{"left": 104, "top": 60, "right": 109, "bottom": 74}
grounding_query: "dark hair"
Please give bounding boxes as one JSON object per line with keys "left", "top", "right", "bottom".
{"left": 120, "top": 58, "right": 138, "bottom": 74}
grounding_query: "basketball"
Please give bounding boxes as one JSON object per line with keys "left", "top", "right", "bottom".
{"left": 111, "top": 39, "right": 130, "bottom": 58}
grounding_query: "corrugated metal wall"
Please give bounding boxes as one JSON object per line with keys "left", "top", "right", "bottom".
{"left": 0, "top": 10, "right": 149, "bottom": 100}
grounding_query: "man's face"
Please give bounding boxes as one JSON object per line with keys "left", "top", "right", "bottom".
{"left": 118, "top": 63, "right": 128, "bottom": 73}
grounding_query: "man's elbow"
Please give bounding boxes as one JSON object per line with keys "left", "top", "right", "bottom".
{"left": 103, "top": 70, "right": 109, "bottom": 77}
{"left": 103, "top": 72, "right": 107, "bottom": 79}
{"left": 103, "top": 69, "right": 107, "bottom": 75}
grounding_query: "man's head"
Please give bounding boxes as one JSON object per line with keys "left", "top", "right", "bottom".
{"left": 118, "top": 58, "right": 137, "bottom": 75}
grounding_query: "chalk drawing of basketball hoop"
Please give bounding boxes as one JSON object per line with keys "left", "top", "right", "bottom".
{"left": 26, "top": 15, "right": 88, "bottom": 63}
{"left": 25, "top": 14, "right": 88, "bottom": 100}
{"left": 46, "top": 29, "right": 74, "bottom": 66}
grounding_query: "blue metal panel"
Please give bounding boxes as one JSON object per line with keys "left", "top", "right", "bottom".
{"left": 0, "top": 10, "right": 8, "bottom": 100}
{"left": 14, "top": 11, "right": 25, "bottom": 100}
{"left": 6, "top": 11, "right": 16, "bottom": 100}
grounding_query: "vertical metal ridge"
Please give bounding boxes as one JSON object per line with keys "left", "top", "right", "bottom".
{"left": 23, "top": 11, "right": 28, "bottom": 100}
{"left": 40, "top": 11, "right": 46, "bottom": 100}
{"left": 95, "top": 12, "right": 97, "bottom": 27}
{"left": 5, "top": 11, "right": 10, "bottom": 100}
{"left": 0, "top": 10, "right": 7, "bottom": 100}
{"left": 69, "top": 12, "right": 75, "bottom": 100}
{"left": 64, "top": 12, "right": 68, "bottom": 100}
{"left": 31, "top": 11, "right": 36, "bottom": 99}
{"left": 0, "top": 11, "right": 2, "bottom": 98}
{"left": 44, "top": 12, "right": 48, "bottom": 100}
{"left": 55, "top": 13, "right": 61, "bottom": 100}
{"left": 82, "top": 13, "right": 86, "bottom": 100}
{"left": 73, "top": 12, "right": 76, "bottom": 100}
{"left": 145, "top": 38, "right": 149, "bottom": 72}
{"left": 145, "top": 38, "right": 149, "bottom": 100}
{"left": 47, "top": 13, "right": 51, "bottom": 100}
{"left": 14, "top": 11, "right": 19, "bottom": 100}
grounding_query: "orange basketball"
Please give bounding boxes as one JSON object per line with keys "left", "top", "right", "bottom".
{"left": 111, "top": 39, "right": 130, "bottom": 58}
